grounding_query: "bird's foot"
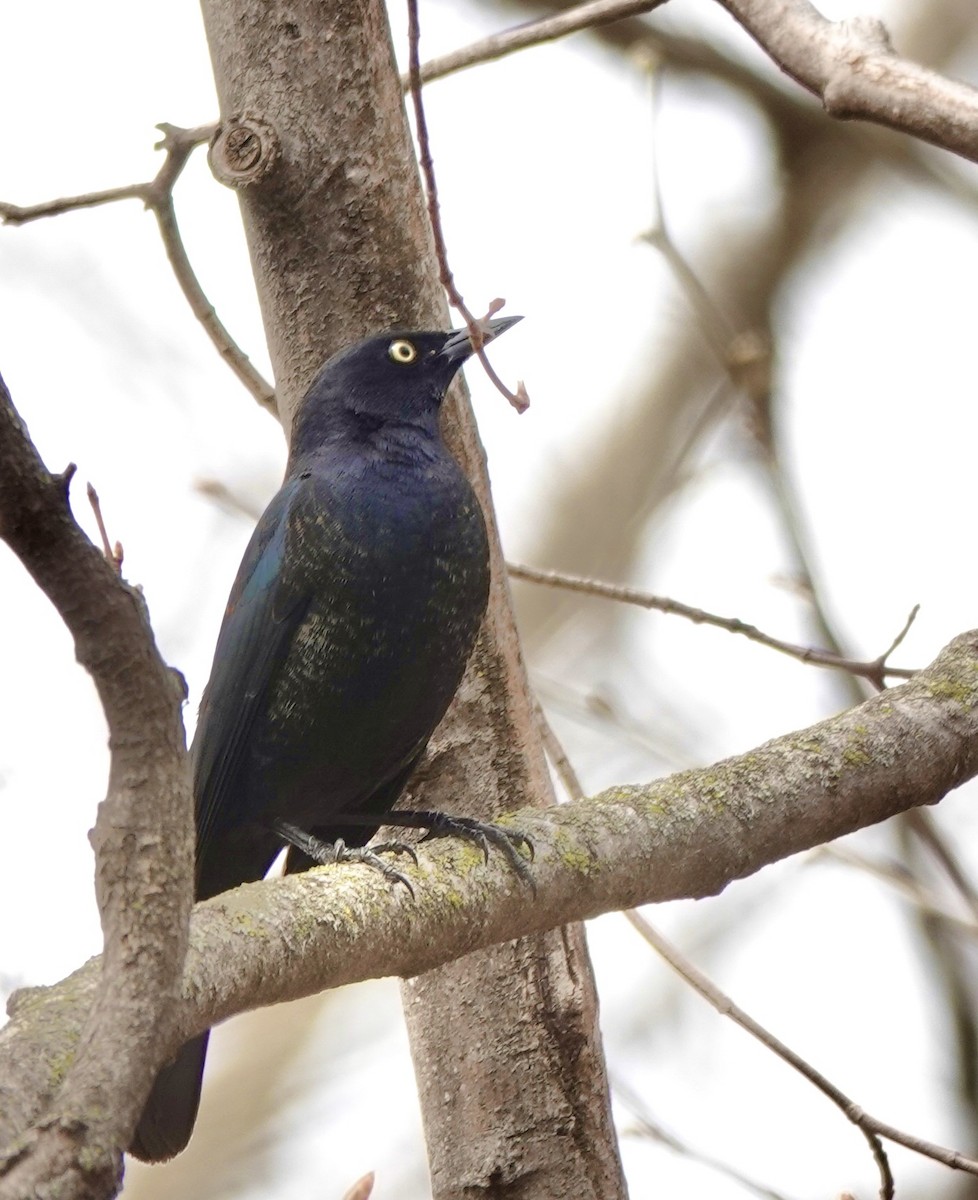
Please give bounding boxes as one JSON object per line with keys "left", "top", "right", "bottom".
{"left": 333, "top": 840, "right": 417, "bottom": 898}
{"left": 381, "top": 810, "right": 535, "bottom": 889}
{"left": 272, "top": 821, "right": 417, "bottom": 896}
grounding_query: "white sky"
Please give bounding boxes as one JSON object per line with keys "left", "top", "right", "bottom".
{"left": 2, "top": 1, "right": 978, "bottom": 1197}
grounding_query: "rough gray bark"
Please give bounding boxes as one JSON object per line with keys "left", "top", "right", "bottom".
{"left": 196, "top": 1, "right": 625, "bottom": 1196}
{"left": 5, "top": 626, "right": 978, "bottom": 1154}
{"left": 715, "top": 0, "right": 978, "bottom": 160}
{"left": 0, "top": 382, "right": 193, "bottom": 1197}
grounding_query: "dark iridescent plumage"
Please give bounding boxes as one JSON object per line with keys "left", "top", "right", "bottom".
{"left": 131, "top": 319, "right": 521, "bottom": 1162}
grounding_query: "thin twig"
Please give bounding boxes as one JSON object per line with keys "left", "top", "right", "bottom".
{"left": 637, "top": 57, "right": 870, "bottom": 714}
{"left": 396, "top": 0, "right": 978, "bottom": 174}
{"left": 815, "top": 845, "right": 978, "bottom": 939}
{"left": 534, "top": 700, "right": 586, "bottom": 801}
{"left": 614, "top": 1075, "right": 796, "bottom": 1200}
{"left": 624, "top": 910, "right": 897, "bottom": 1198}
{"left": 639, "top": 60, "right": 766, "bottom": 390}
{"left": 535, "top": 673, "right": 691, "bottom": 769}
{"left": 0, "top": 184, "right": 148, "bottom": 224}
{"left": 508, "top": 562, "right": 917, "bottom": 684}
{"left": 897, "top": 813, "right": 978, "bottom": 1132}
{"left": 405, "top": 0, "right": 529, "bottom": 413}
{"left": 194, "top": 477, "right": 264, "bottom": 521}
{"left": 340, "top": 1172, "right": 375, "bottom": 1200}
{"left": 629, "top": 907, "right": 978, "bottom": 1184}
{"left": 85, "top": 483, "right": 124, "bottom": 575}
{"left": 0, "top": 125, "right": 213, "bottom": 224}
{"left": 903, "top": 810, "right": 978, "bottom": 924}
{"left": 878, "top": 605, "right": 920, "bottom": 670}
{"left": 150, "top": 131, "right": 276, "bottom": 415}
{"left": 0, "top": 122, "right": 275, "bottom": 416}
{"left": 400, "top": 0, "right": 668, "bottom": 89}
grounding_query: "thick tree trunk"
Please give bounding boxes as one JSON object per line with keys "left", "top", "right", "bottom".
{"left": 196, "top": 1, "right": 626, "bottom": 1195}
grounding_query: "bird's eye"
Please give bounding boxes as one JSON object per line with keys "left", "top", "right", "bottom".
{"left": 388, "top": 339, "right": 418, "bottom": 365}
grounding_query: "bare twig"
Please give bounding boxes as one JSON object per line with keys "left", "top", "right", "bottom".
{"left": 613, "top": 1075, "right": 795, "bottom": 1200}
{"left": 0, "top": 184, "right": 148, "bottom": 223}
{"left": 903, "top": 809, "right": 978, "bottom": 924}
{"left": 194, "top": 476, "right": 264, "bottom": 521}
{"left": 0, "top": 123, "right": 275, "bottom": 416}
{"left": 401, "top": 0, "right": 978, "bottom": 176}
{"left": 86, "top": 483, "right": 124, "bottom": 574}
{"left": 400, "top": 0, "right": 668, "bottom": 89}
{"left": 508, "top": 562, "right": 917, "bottom": 685}
{"left": 878, "top": 605, "right": 919, "bottom": 672}
{"left": 341, "top": 1171, "right": 375, "bottom": 1200}
{"left": 535, "top": 700, "right": 586, "bottom": 801}
{"left": 539, "top": 705, "right": 792, "bottom": 1200}
{"left": 815, "top": 845, "right": 978, "bottom": 939}
{"left": 0, "top": 124, "right": 212, "bottom": 222}
{"left": 405, "top": 0, "right": 529, "bottom": 413}
{"left": 150, "top": 128, "right": 276, "bottom": 415}
{"left": 628, "top": 902, "right": 978, "bottom": 1184}
{"left": 624, "top": 910, "right": 897, "bottom": 1198}
{"left": 898, "top": 811, "right": 978, "bottom": 1130}
{"left": 635, "top": 56, "right": 890, "bottom": 714}
{"left": 639, "top": 60, "right": 739, "bottom": 365}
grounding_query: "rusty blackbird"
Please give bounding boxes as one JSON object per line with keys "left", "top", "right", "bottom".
{"left": 130, "top": 317, "right": 527, "bottom": 1161}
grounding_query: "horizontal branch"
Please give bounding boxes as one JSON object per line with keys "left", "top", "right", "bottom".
{"left": 4, "top": 628, "right": 978, "bottom": 1152}
{"left": 508, "top": 561, "right": 917, "bottom": 684}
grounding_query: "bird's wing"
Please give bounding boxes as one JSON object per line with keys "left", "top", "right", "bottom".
{"left": 192, "top": 475, "right": 313, "bottom": 868}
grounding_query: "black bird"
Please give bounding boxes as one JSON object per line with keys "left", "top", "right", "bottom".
{"left": 131, "top": 317, "right": 527, "bottom": 1162}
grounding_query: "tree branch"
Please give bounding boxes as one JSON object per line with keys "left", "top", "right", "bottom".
{"left": 714, "top": 0, "right": 978, "bottom": 163}
{"left": 509, "top": 561, "right": 918, "bottom": 685}
{"left": 403, "top": 0, "right": 667, "bottom": 86}
{"left": 0, "top": 124, "right": 276, "bottom": 416}
{"left": 0, "top": 375, "right": 193, "bottom": 1196}
{"left": 4, "top": 628, "right": 978, "bottom": 1165}
{"left": 623, "top": 911, "right": 896, "bottom": 1197}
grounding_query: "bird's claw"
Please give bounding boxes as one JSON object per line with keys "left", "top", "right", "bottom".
{"left": 274, "top": 822, "right": 417, "bottom": 896}
{"left": 417, "top": 814, "right": 535, "bottom": 889}
{"left": 330, "top": 839, "right": 416, "bottom": 898}
{"left": 369, "top": 839, "right": 420, "bottom": 868}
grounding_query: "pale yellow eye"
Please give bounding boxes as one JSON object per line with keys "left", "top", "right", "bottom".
{"left": 388, "top": 339, "right": 418, "bottom": 364}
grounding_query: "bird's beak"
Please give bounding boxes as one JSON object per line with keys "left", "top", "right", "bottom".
{"left": 440, "top": 315, "right": 523, "bottom": 363}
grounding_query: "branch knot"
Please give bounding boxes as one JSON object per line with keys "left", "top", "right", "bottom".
{"left": 209, "top": 113, "right": 281, "bottom": 188}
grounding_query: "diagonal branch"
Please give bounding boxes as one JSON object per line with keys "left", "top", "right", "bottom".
{"left": 714, "top": 0, "right": 978, "bottom": 163}
{"left": 4, "top": 627, "right": 978, "bottom": 1173}
{"left": 0, "top": 124, "right": 276, "bottom": 416}
{"left": 624, "top": 911, "right": 895, "bottom": 1198}
{"left": 149, "top": 130, "right": 276, "bottom": 416}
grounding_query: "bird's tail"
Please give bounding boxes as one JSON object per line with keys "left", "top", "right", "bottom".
{"left": 129, "top": 1031, "right": 210, "bottom": 1162}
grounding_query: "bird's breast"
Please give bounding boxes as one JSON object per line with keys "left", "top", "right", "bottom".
{"left": 249, "top": 457, "right": 489, "bottom": 820}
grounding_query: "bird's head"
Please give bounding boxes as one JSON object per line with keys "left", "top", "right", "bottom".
{"left": 291, "top": 317, "right": 522, "bottom": 453}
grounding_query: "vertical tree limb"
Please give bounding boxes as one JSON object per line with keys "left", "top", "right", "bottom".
{"left": 196, "top": 1, "right": 626, "bottom": 1195}
{"left": 0, "top": 377, "right": 193, "bottom": 1198}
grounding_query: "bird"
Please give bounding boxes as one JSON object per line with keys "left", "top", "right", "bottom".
{"left": 130, "top": 317, "right": 529, "bottom": 1162}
